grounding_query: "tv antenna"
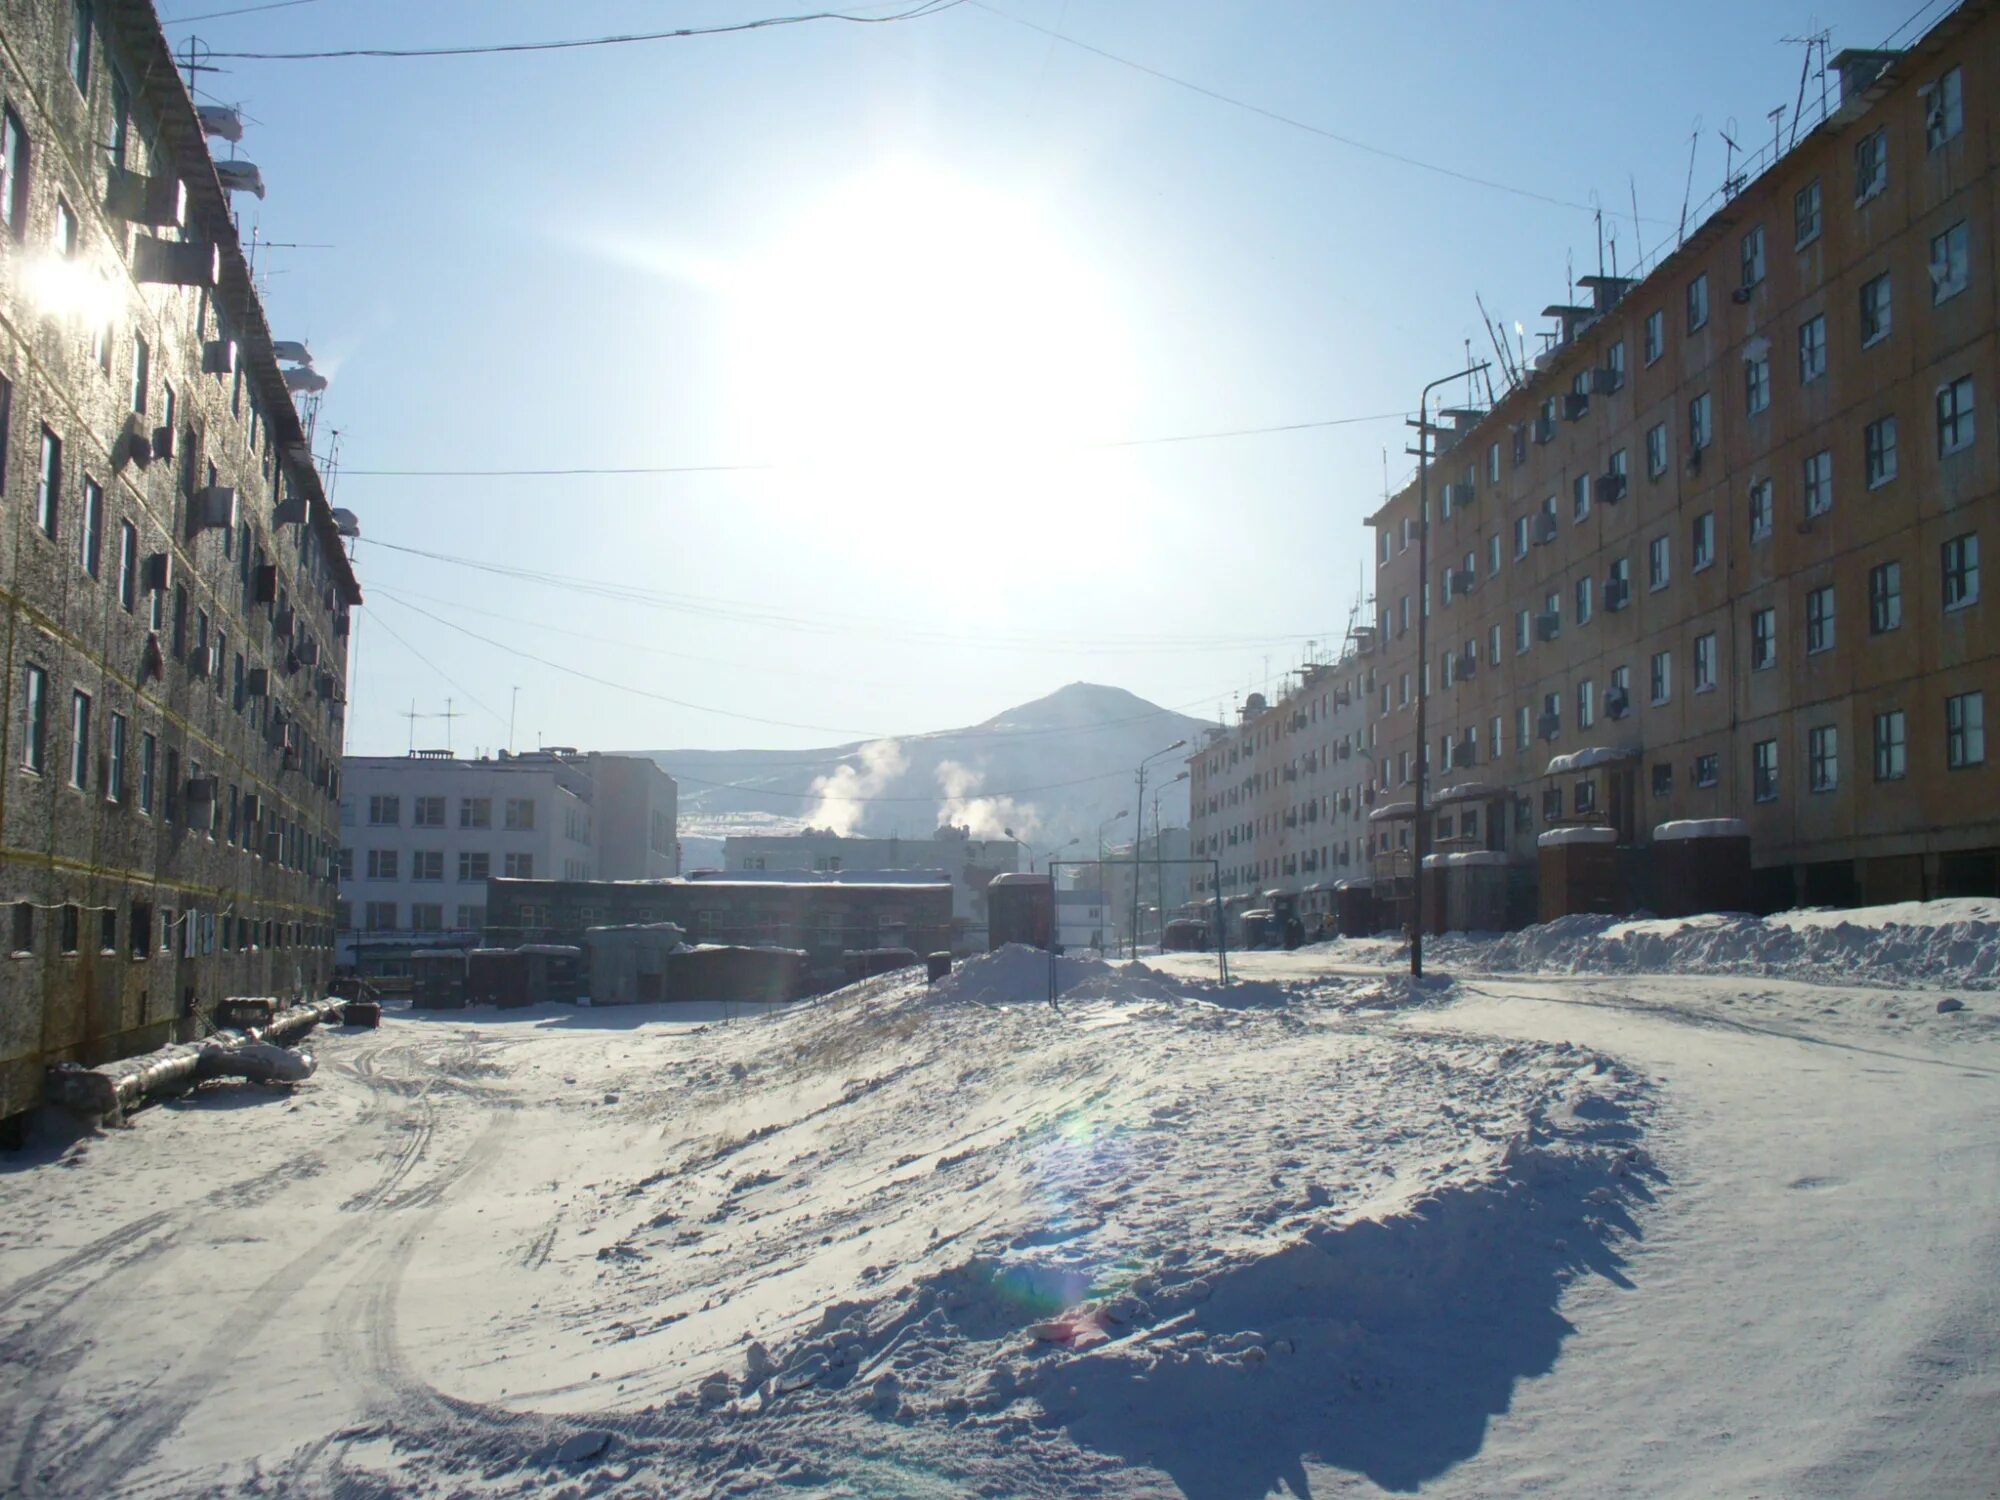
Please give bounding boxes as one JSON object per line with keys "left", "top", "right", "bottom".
{"left": 1720, "top": 118, "right": 1746, "bottom": 199}
{"left": 401, "top": 699, "right": 464, "bottom": 754}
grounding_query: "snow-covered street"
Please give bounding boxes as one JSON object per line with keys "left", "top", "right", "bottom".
{"left": 3, "top": 909, "right": 1997, "bottom": 1499}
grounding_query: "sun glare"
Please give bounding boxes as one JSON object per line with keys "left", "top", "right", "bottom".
{"left": 727, "top": 160, "right": 1142, "bottom": 555}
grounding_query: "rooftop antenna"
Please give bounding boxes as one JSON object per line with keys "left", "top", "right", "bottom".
{"left": 1475, "top": 291, "right": 1517, "bottom": 389}
{"left": 1628, "top": 174, "right": 1644, "bottom": 273}
{"left": 1678, "top": 118, "right": 1702, "bottom": 247}
{"left": 1720, "top": 117, "right": 1746, "bottom": 199}
{"left": 1592, "top": 192, "right": 1606, "bottom": 278}
{"left": 1782, "top": 30, "right": 1831, "bottom": 148}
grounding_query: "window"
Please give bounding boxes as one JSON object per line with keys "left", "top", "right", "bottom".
{"left": 1513, "top": 516, "right": 1529, "bottom": 558}
{"left": 1874, "top": 711, "right": 1908, "bottom": 780}
{"left": 79, "top": 477, "right": 102, "bottom": 578}
{"left": 1865, "top": 417, "right": 1898, "bottom": 488}
{"left": 1794, "top": 178, "right": 1822, "bottom": 246}
{"left": 412, "top": 795, "right": 445, "bottom": 828}
{"left": 1648, "top": 535, "right": 1670, "bottom": 592}
{"left": 54, "top": 196, "right": 77, "bottom": 257}
{"left": 1854, "top": 127, "right": 1886, "bottom": 202}
{"left": 458, "top": 850, "right": 491, "bottom": 882}
{"left": 68, "top": 691, "right": 90, "bottom": 789}
{"left": 1487, "top": 533, "right": 1501, "bottom": 576}
{"left": 1608, "top": 555, "right": 1630, "bottom": 605}
{"left": 1740, "top": 225, "right": 1765, "bottom": 289}
{"left": 1930, "top": 221, "right": 1969, "bottom": 304}
{"left": 1542, "top": 590, "right": 1561, "bottom": 639}
{"left": 1572, "top": 472, "right": 1590, "bottom": 523}
{"left": 1644, "top": 309, "right": 1664, "bottom": 364}
{"left": 365, "top": 902, "right": 397, "bottom": 932}
{"left": 107, "top": 711, "right": 125, "bottom": 803}
{"left": 411, "top": 850, "right": 444, "bottom": 882}
{"left": 1606, "top": 339, "right": 1626, "bottom": 390}
{"left": 460, "top": 796, "right": 492, "bottom": 829}
{"left": 1542, "top": 787, "right": 1562, "bottom": 823}
{"left": 116, "top": 521, "right": 137, "bottom": 611}
{"left": 1488, "top": 622, "right": 1502, "bottom": 666}
{"left": 1688, "top": 391, "right": 1712, "bottom": 451}
{"left": 1686, "top": 273, "right": 1709, "bottom": 333}
{"left": 1809, "top": 726, "right": 1838, "bottom": 793}
{"left": 504, "top": 797, "right": 536, "bottom": 831}
{"left": 1745, "top": 348, "right": 1770, "bottom": 414}
{"left": 0, "top": 106, "right": 27, "bottom": 240}
{"left": 1694, "top": 752, "right": 1719, "bottom": 788}
{"left": 1869, "top": 562, "right": 1903, "bottom": 634}
{"left": 1517, "top": 704, "right": 1531, "bottom": 750}
{"left": 1646, "top": 422, "right": 1667, "bottom": 477}
{"left": 1925, "top": 67, "right": 1963, "bottom": 150}
{"left": 1938, "top": 375, "right": 1975, "bottom": 456}
{"left": 1577, "top": 679, "right": 1595, "bottom": 730}
{"left": 21, "top": 664, "right": 48, "bottom": 774}
{"left": 139, "top": 730, "right": 154, "bottom": 812}
{"left": 1753, "top": 739, "right": 1779, "bottom": 803}
{"left": 1694, "top": 632, "right": 1718, "bottom": 692}
{"left": 1804, "top": 450, "right": 1833, "bottom": 517}
{"left": 1806, "top": 585, "right": 1836, "bottom": 654}
{"left": 1859, "top": 272, "right": 1892, "bottom": 348}
{"left": 1542, "top": 690, "right": 1562, "bottom": 740}
{"left": 503, "top": 852, "right": 535, "bottom": 879}
{"left": 37, "top": 428, "right": 60, "bottom": 538}
{"left": 456, "top": 905, "right": 485, "bottom": 931}
{"left": 1650, "top": 651, "right": 1672, "bottom": 705}
{"left": 1575, "top": 575, "right": 1593, "bottom": 625}
{"left": 1515, "top": 608, "right": 1530, "bottom": 654}
{"left": 1487, "top": 441, "right": 1500, "bottom": 484}
{"left": 367, "top": 794, "right": 400, "bottom": 826}
{"left": 68, "top": 0, "right": 92, "bottom": 91}
{"left": 365, "top": 849, "right": 399, "bottom": 880}
{"left": 1489, "top": 713, "right": 1504, "bottom": 762}
{"left": 1692, "top": 512, "right": 1715, "bottom": 571}
{"left": 1751, "top": 607, "right": 1777, "bottom": 670}
{"left": 1798, "top": 314, "right": 1827, "bottom": 383}
{"left": 1645, "top": 763, "right": 1669, "bottom": 799}
{"left": 1942, "top": 533, "right": 1980, "bottom": 610}
{"left": 1947, "top": 691, "right": 1985, "bottom": 769}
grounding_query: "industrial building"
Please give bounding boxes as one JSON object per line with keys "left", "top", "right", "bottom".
{"left": 719, "top": 823, "right": 1018, "bottom": 936}
{"left": 0, "top": 0, "right": 358, "bottom": 1128}
{"left": 335, "top": 748, "right": 677, "bottom": 973}
{"left": 482, "top": 869, "right": 952, "bottom": 978}
{"left": 1368, "top": 13, "right": 1998, "bottom": 916}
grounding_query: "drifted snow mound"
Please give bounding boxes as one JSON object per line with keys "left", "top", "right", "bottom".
{"left": 928, "top": 944, "right": 1112, "bottom": 1006}
{"left": 1429, "top": 898, "right": 2000, "bottom": 991}
{"left": 935, "top": 945, "right": 1311, "bottom": 1012}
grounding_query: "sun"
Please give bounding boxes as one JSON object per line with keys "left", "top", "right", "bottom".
{"left": 725, "top": 159, "right": 1142, "bottom": 556}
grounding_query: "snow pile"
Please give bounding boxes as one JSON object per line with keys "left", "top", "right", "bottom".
{"left": 1426, "top": 898, "right": 2000, "bottom": 991}
{"left": 928, "top": 943, "right": 1112, "bottom": 1006}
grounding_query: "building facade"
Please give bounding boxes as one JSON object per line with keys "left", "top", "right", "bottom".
{"left": 1187, "top": 652, "right": 1377, "bottom": 910}
{"left": 336, "top": 749, "right": 677, "bottom": 968}
{"left": 484, "top": 870, "right": 953, "bottom": 975}
{"left": 719, "top": 824, "right": 1019, "bottom": 933}
{"left": 1368, "top": 13, "right": 1999, "bottom": 911}
{"left": 0, "top": 0, "right": 359, "bottom": 1127}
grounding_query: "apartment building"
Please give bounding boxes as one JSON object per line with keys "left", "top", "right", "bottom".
{"left": 1187, "top": 652, "right": 1376, "bottom": 906}
{"left": 1369, "top": 10, "right": 1998, "bottom": 911}
{"left": 336, "top": 749, "right": 676, "bottom": 966}
{"left": 0, "top": 1, "right": 359, "bottom": 1128}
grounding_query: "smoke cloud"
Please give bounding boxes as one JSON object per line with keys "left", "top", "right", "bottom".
{"left": 804, "top": 739, "right": 908, "bottom": 836}
{"left": 936, "top": 759, "right": 1039, "bottom": 842}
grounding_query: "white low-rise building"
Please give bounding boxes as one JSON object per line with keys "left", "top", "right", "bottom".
{"left": 337, "top": 749, "right": 677, "bottom": 969}
{"left": 1055, "top": 888, "right": 1110, "bottom": 952}
{"left": 719, "top": 824, "right": 1021, "bottom": 936}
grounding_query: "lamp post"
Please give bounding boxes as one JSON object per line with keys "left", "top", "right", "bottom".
{"left": 1408, "top": 361, "right": 1490, "bottom": 980}
{"left": 1004, "top": 828, "right": 1077, "bottom": 874}
{"left": 1133, "top": 739, "right": 1188, "bottom": 958}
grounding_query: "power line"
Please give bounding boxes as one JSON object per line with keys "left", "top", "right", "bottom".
{"left": 334, "top": 409, "right": 1410, "bottom": 477}
{"left": 362, "top": 607, "right": 510, "bottom": 731}
{"left": 201, "top": 0, "right": 966, "bottom": 60}
{"left": 968, "top": 0, "right": 1668, "bottom": 224}
{"left": 162, "top": 0, "right": 323, "bottom": 24}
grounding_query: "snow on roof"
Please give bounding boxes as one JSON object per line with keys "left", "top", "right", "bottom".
{"left": 1653, "top": 818, "right": 1751, "bottom": 842}
{"left": 1421, "top": 850, "right": 1513, "bottom": 868}
{"left": 1544, "top": 745, "right": 1640, "bottom": 776}
{"left": 1536, "top": 825, "right": 1620, "bottom": 847}
{"left": 1334, "top": 877, "right": 1377, "bottom": 890}
{"left": 1368, "top": 800, "right": 1419, "bottom": 822}
{"left": 1435, "top": 782, "right": 1505, "bottom": 804}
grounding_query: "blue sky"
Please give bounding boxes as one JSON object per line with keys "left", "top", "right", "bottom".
{"left": 168, "top": 0, "right": 1922, "bottom": 755}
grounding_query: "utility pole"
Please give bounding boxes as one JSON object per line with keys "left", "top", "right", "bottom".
{"left": 1406, "top": 362, "right": 1489, "bottom": 980}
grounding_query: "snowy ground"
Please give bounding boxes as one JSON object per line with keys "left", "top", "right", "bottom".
{"left": 2, "top": 906, "right": 1998, "bottom": 1498}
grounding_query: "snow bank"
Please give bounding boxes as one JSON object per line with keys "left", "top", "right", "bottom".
{"left": 927, "top": 944, "right": 1111, "bottom": 1006}
{"left": 1428, "top": 898, "right": 2000, "bottom": 991}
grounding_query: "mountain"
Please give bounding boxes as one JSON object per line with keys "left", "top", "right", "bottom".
{"left": 640, "top": 683, "right": 1214, "bottom": 871}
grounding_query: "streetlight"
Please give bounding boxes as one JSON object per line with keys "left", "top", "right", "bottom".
{"left": 1408, "top": 360, "right": 1490, "bottom": 980}
{"left": 1096, "top": 810, "right": 1128, "bottom": 953}
{"left": 1150, "top": 769, "right": 1189, "bottom": 948}
{"left": 1133, "top": 739, "right": 1188, "bottom": 959}
{"left": 1004, "top": 829, "right": 1078, "bottom": 874}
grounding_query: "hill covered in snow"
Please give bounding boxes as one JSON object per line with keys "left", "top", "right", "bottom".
{"left": 642, "top": 683, "right": 1214, "bottom": 865}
